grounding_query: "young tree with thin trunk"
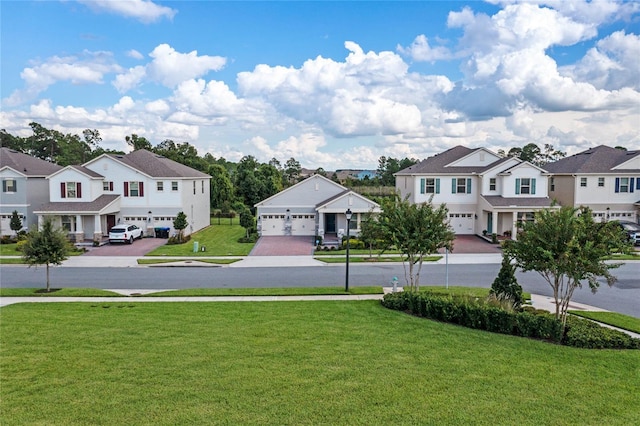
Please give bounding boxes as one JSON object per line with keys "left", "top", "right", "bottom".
{"left": 173, "top": 212, "right": 188, "bottom": 243}
{"left": 21, "top": 218, "right": 69, "bottom": 292}
{"left": 9, "top": 210, "right": 22, "bottom": 235}
{"left": 503, "top": 206, "right": 630, "bottom": 329}
{"left": 378, "top": 195, "right": 455, "bottom": 291}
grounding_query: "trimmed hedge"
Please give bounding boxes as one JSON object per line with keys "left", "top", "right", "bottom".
{"left": 380, "top": 291, "right": 640, "bottom": 349}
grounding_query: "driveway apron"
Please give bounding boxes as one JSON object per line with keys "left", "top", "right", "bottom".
{"left": 82, "top": 237, "right": 168, "bottom": 256}
{"left": 250, "top": 236, "right": 316, "bottom": 256}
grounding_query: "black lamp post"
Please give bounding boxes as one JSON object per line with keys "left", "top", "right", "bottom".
{"left": 345, "top": 208, "right": 352, "bottom": 292}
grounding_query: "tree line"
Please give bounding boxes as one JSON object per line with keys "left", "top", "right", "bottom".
{"left": 1, "top": 124, "right": 419, "bottom": 213}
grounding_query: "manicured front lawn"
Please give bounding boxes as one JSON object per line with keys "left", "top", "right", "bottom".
{"left": 569, "top": 311, "right": 640, "bottom": 333}
{"left": 145, "top": 221, "right": 254, "bottom": 256}
{"left": 145, "top": 286, "right": 383, "bottom": 297}
{"left": 0, "top": 288, "right": 121, "bottom": 297}
{"left": 1, "top": 302, "right": 638, "bottom": 425}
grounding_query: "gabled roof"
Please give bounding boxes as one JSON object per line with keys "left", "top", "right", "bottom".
{"left": 254, "top": 174, "right": 346, "bottom": 207}
{"left": 0, "top": 147, "right": 63, "bottom": 177}
{"left": 48, "top": 165, "right": 104, "bottom": 179}
{"left": 315, "top": 189, "right": 380, "bottom": 211}
{"left": 395, "top": 145, "right": 513, "bottom": 175}
{"left": 544, "top": 145, "right": 640, "bottom": 174}
{"left": 86, "top": 149, "right": 210, "bottom": 179}
{"left": 498, "top": 160, "right": 548, "bottom": 175}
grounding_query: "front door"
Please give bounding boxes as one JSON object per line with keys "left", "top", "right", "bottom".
{"left": 487, "top": 212, "right": 493, "bottom": 234}
{"left": 325, "top": 213, "right": 336, "bottom": 233}
{"left": 106, "top": 215, "right": 116, "bottom": 232}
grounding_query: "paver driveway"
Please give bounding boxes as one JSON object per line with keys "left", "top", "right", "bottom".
{"left": 82, "top": 237, "right": 168, "bottom": 256}
{"left": 250, "top": 236, "right": 316, "bottom": 256}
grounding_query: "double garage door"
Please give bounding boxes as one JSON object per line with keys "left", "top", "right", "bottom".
{"left": 260, "top": 214, "right": 316, "bottom": 236}
{"left": 448, "top": 213, "right": 474, "bottom": 234}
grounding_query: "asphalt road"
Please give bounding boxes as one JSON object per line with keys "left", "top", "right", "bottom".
{"left": 2, "top": 263, "right": 639, "bottom": 318}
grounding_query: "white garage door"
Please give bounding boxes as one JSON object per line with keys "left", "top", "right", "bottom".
{"left": 260, "top": 214, "right": 285, "bottom": 236}
{"left": 449, "top": 213, "right": 474, "bottom": 234}
{"left": 291, "top": 214, "right": 316, "bottom": 236}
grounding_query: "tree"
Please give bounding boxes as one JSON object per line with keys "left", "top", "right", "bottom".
{"left": 208, "top": 164, "right": 234, "bottom": 209}
{"left": 238, "top": 205, "right": 255, "bottom": 238}
{"left": 503, "top": 206, "right": 630, "bottom": 329}
{"left": 173, "top": 211, "right": 188, "bottom": 243}
{"left": 490, "top": 254, "right": 523, "bottom": 308}
{"left": 284, "top": 157, "right": 301, "bottom": 185}
{"left": 21, "top": 218, "right": 69, "bottom": 292}
{"left": 125, "top": 134, "right": 152, "bottom": 151}
{"left": 358, "top": 211, "right": 385, "bottom": 258}
{"left": 377, "top": 195, "right": 455, "bottom": 291}
{"left": 9, "top": 210, "right": 22, "bottom": 235}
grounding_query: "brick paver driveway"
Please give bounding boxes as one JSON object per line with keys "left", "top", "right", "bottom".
{"left": 444, "top": 235, "right": 503, "bottom": 254}
{"left": 82, "top": 237, "right": 168, "bottom": 256}
{"left": 250, "top": 236, "right": 316, "bottom": 256}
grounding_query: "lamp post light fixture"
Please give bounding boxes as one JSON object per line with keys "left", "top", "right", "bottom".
{"left": 345, "top": 208, "right": 352, "bottom": 292}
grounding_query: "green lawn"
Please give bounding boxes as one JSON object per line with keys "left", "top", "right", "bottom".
{"left": 569, "top": 311, "right": 640, "bottom": 334}
{"left": 1, "top": 302, "right": 638, "bottom": 425}
{"left": 145, "top": 286, "right": 383, "bottom": 297}
{"left": 146, "top": 220, "right": 254, "bottom": 256}
{"left": 0, "top": 288, "right": 121, "bottom": 297}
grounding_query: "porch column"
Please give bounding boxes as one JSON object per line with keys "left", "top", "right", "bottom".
{"left": 75, "top": 214, "right": 84, "bottom": 242}
{"left": 38, "top": 214, "right": 44, "bottom": 230}
{"left": 511, "top": 211, "right": 518, "bottom": 241}
{"left": 491, "top": 212, "right": 498, "bottom": 236}
{"left": 93, "top": 214, "right": 102, "bottom": 242}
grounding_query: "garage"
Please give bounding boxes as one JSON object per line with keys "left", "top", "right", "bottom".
{"left": 260, "top": 214, "right": 285, "bottom": 236}
{"left": 291, "top": 214, "right": 316, "bottom": 236}
{"left": 448, "top": 213, "right": 474, "bottom": 234}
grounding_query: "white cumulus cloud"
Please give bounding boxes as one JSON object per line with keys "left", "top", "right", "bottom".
{"left": 76, "top": 0, "right": 177, "bottom": 23}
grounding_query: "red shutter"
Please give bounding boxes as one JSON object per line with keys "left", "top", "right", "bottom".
{"left": 124, "top": 182, "right": 129, "bottom": 197}
{"left": 109, "top": 182, "right": 113, "bottom": 191}
{"left": 77, "top": 182, "right": 82, "bottom": 198}
{"left": 61, "top": 182, "right": 66, "bottom": 198}
{"left": 139, "top": 182, "right": 144, "bottom": 197}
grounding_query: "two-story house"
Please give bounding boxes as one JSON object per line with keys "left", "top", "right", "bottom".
{"left": 395, "top": 146, "right": 553, "bottom": 238}
{"left": 0, "top": 148, "right": 63, "bottom": 235}
{"left": 544, "top": 145, "right": 640, "bottom": 223}
{"left": 34, "top": 149, "right": 211, "bottom": 241}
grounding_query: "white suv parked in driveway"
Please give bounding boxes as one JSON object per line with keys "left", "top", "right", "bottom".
{"left": 109, "top": 224, "right": 144, "bottom": 244}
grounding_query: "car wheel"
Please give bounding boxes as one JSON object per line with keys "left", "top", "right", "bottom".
{"left": 139, "top": 232, "right": 144, "bottom": 239}
{"left": 129, "top": 236, "right": 134, "bottom": 244}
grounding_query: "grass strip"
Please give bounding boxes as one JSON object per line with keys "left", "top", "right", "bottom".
{"left": 569, "top": 311, "right": 640, "bottom": 334}
{"left": 136, "top": 258, "right": 240, "bottom": 265}
{"left": 316, "top": 255, "right": 441, "bottom": 263}
{"left": 1, "top": 302, "right": 639, "bottom": 425}
{"left": 144, "top": 286, "right": 383, "bottom": 297}
{"left": 0, "top": 288, "right": 122, "bottom": 297}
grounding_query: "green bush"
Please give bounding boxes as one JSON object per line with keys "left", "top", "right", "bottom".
{"left": 167, "top": 234, "right": 191, "bottom": 245}
{"left": 563, "top": 316, "right": 640, "bottom": 349}
{"left": 15, "top": 240, "right": 28, "bottom": 252}
{"left": 237, "top": 232, "right": 259, "bottom": 243}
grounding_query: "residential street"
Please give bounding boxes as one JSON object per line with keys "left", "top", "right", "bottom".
{"left": 1, "top": 262, "right": 638, "bottom": 318}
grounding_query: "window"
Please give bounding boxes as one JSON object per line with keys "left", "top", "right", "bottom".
{"left": 61, "top": 215, "right": 75, "bottom": 232}
{"left": 61, "top": 182, "right": 81, "bottom": 199}
{"left": 2, "top": 179, "right": 16, "bottom": 192}
{"left": 420, "top": 178, "right": 440, "bottom": 194}
{"left": 615, "top": 177, "right": 631, "bottom": 193}
{"left": 489, "top": 178, "right": 496, "bottom": 191}
{"left": 598, "top": 177, "right": 605, "bottom": 187}
{"left": 124, "top": 181, "right": 144, "bottom": 197}
{"left": 103, "top": 181, "right": 113, "bottom": 191}
{"left": 580, "top": 177, "right": 587, "bottom": 187}
{"left": 515, "top": 178, "right": 536, "bottom": 195}
{"left": 452, "top": 178, "right": 471, "bottom": 194}
{"left": 202, "top": 180, "right": 204, "bottom": 194}
{"left": 157, "top": 182, "right": 164, "bottom": 191}
{"left": 550, "top": 177, "right": 555, "bottom": 192}
{"left": 349, "top": 214, "right": 358, "bottom": 230}
{"left": 193, "top": 181, "right": 196, "bottom": 195}
{"left": 171, "top": 181, "right": 178, "bottom": 191}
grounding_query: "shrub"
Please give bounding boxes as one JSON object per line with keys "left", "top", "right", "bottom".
{"left": 15, "top": 240, "right": 28, "bottom": 252}
{"left": 167, "top": 234, "right": 191, "bottom": 245}
{"left": 563, "top": 316, "right": 640, "bottom": 349}
{"left": 490, "top": 256, "right": 524, "bottom": 308}
{"left": 238, "top": 232, "right": 259, "bottom": 243}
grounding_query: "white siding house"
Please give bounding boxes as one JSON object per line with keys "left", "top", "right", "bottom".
{"left": 34, "top": 149, "right": 211, "bottom": 241}
{"left": 255, "top": 174, "right": 380, "bottom": 240}
{"left": 395, "top": 146, "right": 553, "bottom": 237}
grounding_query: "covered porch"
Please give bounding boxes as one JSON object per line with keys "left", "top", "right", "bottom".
{"left": 479, "top": 196, "right": 555, "bottom": 240}
{"left": 33, "top": 195, "right": 120, "bottom": 242}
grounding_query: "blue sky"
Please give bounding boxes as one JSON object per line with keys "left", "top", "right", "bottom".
{"left": 1, "top": 1, "right": 639, "bottom": 169}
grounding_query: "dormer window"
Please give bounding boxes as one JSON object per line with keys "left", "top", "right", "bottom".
{"left": 515, "top": 178, "right": 536, "bottom": 195}
{"left": 61, "top": 182, "right": 81, "bottom": 199}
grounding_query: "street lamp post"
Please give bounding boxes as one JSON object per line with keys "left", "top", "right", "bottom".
{"left": 345, "top": 208, "right": 352, "bottom": 292}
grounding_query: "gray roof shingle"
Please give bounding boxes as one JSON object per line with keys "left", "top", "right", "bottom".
{"left": 34, "top": 194, "right": 120, "bottom": 213}
{"left": 107, "top": 149, "right": 210, "bottom": 178}
{"left": 0, "top": 148, "right": 63, "bottom": 176}
{"left": 395, "top": 145, "right": 514, "bottom": 175}
{"left": 544, "top": 145, "right": 640, "bottom": 174}
{"left": 482, "top": 196, "right": 554, "bottom": 208}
